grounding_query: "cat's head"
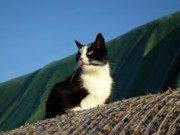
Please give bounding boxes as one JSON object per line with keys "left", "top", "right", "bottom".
{"left": 75, "top": 33, "right": 108, "bottom": 73}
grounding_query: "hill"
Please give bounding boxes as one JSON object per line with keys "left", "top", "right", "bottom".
{"left": 0, "top": 11, "right": 180, "bottom": 131}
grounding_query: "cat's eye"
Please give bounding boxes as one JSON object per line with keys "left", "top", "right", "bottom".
{"left": 87, "top": 50, "right": 94, "bottom": 55}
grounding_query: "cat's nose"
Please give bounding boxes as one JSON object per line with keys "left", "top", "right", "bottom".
{"left": 80, "top": 58, "right": 84, "bottom": 62}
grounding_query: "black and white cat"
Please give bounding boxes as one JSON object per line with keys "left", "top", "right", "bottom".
{"left": 45, "top": 33, "right": 113, "bottom": 118}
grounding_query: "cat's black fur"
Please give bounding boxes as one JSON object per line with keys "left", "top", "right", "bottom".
{"left": 45, "top": 33, "right": 113, "bottom": 119}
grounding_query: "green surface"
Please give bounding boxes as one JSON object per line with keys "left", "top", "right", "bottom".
{"left": 0, "top": 11, "right": 180, "bottom": 131}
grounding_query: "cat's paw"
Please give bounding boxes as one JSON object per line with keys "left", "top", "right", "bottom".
{"left": 71, "top": 106, "right": 82, "bottom": 111}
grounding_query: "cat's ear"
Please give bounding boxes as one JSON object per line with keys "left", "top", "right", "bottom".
{"left": 95, "top": 33, "right": 105, "bottom": 49}
{"left": 75, "top": 40, "right": 83, "bottom": 49}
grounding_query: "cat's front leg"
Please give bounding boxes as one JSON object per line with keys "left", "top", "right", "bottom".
{"left": 80, "top": 94, "right": 102, "bottom": 109}
{"left": 71, "top": 106, "right": 82, "bottom": 111}
{"left": 71, "top": 94, "right": 104, "bottom": 112}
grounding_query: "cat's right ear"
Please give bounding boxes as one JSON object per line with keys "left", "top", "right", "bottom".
{"left": 75, "top": 40, "right": 83, "bottom": 49}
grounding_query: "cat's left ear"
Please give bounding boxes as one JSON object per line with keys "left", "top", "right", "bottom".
{"left": 75, "top": 40, "right": 83, "bottom": 49}
{"left": 95, "top": 33, "right": 105, "bottom": 49}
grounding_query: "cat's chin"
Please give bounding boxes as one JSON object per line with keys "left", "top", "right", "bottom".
{"left": 81, "top": 65, "right": 100, "bottom": 73}
{"left": 79, "top": 63, "right": 90, "bottom": 69}
{"left": 82, "top": 63, "right": 89, "bottom": 66}
{"left": 78, "top": 62, "right": 89, "bottom": 67}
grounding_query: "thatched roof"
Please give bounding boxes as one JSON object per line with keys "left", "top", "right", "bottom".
{"left": 1, "top": 88, "right": 180, "bottom": 135}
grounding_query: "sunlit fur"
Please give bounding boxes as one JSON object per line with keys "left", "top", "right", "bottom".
{"left": 72, "top": 45, "right": 113, "bottom": 111}
{"left": 45, "top": 33, "right": 113, "bottom": 118}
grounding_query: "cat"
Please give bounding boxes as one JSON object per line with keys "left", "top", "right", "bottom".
{"left": 45, "top": 33, "right": 113, "bottom": 119}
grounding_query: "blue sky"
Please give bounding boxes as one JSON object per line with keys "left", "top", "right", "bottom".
{"left": 0, "top": 0, "right": 180, "bottom": 83}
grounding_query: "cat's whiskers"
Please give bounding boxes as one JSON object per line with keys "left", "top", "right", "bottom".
{"left": 70, "top": 65, "right": 79, "bottom": 82}
{"left": 108, "top": 61, "right": 116, "bottom": 72}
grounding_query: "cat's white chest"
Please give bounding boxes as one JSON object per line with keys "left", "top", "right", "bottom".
{"left": 81, "top": 74, "right": 112, "bottom": 96}
{"left": 78, "top": 64, "right": 113, "bottom": 110}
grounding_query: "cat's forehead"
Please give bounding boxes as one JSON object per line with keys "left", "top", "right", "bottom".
{"left": 86, "top": 43, "right": 96, "bottom": 50}
{"left": 79, "top": 43, "right": 92, "bottom": 53}
{"left": 79, "top": 45, "right": 88, "bottom": 54}
{"left": 86, "top": 43, "right": 92, "bottom": 48}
